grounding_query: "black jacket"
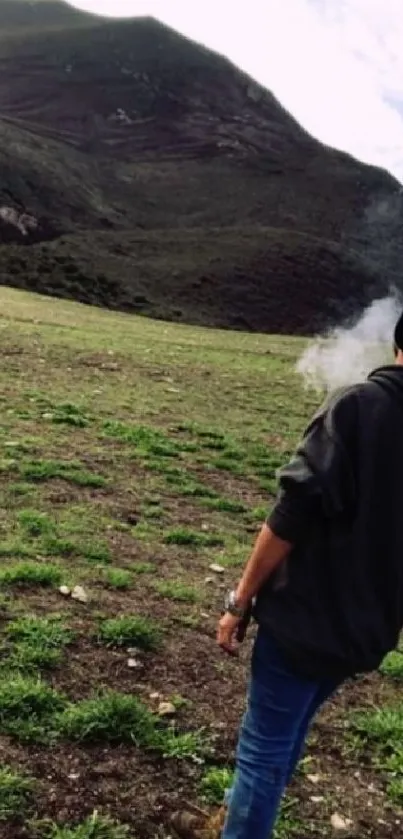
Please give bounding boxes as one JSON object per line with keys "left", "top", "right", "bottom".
{"left": 254, "top": 365, "right": 403, "bottom": 679}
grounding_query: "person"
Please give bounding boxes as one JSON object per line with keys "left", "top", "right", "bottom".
{"left": 172, "top": 313, "right": 403, "bottom": 839}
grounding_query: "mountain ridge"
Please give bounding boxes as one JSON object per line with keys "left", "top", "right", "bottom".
{"left": 0, "top": 1, "right": 402, "bottom": 333}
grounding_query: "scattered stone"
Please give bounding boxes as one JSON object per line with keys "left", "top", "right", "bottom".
{"left": 91, "top": 762, "right": 125, "bottom": 778}
{"left": 307, "top": 774, "right": 321, "bottom": 785}
{"left": 209, "top": 564, "right": 225, "bottom": 574}
{"left": 102, "top": 362, "right": 119, "bottom": 371}
{"left": 330, "top": 813, "right": 353, "bottom": 832}
{"left": 71, "top": 585, "right": 89, "bottom": 604}
{"left": 42, "top": 412, "right": 54, "bottom": 421}
{"left": 158, "top": 701, "right": 177, "bottom": 717}
{"left": 200, "top": 612, "right": 210, "bottom": 619}
{"left": 59, "top": 585, "right": 71, "bottom": 597}
{"left": 150, "top": 692, "right": 162, "bottom": 701}
{"left": 204, "top": 577, "right": 215, "bottom": 585}
{"left": 310, "top": 796, "right": 324, "bottom": 804}
{"left": 68, "top": 773, "right": 80, "bottom": 781}
{"left": 127, "top": 658, "right": 142, "bottom": 669}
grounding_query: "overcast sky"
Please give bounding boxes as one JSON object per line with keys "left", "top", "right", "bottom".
{"left": 68, "top": 0, "right": 403, "bottom": 183}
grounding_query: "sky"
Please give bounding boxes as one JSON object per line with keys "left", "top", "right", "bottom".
{"left": 68, "top": 0, "right": 403, "bottom": 183}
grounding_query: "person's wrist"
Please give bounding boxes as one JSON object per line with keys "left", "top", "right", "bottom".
{"left": 225, "top": 590, "right": 246, "bottom": 620}
{"left": 234, "top": 588, "right": 251, "bottom": 610}
{"left": 225, "top": 590, "right": 249, "bottom": 617}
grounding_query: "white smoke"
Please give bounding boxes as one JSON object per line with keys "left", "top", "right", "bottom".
{"left": 297, "top": 294, "right": 402, "bottom": 394}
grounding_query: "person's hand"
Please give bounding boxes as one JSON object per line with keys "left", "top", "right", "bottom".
{"left": 217, "top": 611, "right": 242, "bottom": 656}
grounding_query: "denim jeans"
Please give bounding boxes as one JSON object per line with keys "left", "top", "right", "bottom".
{"left": 222, "top": 628, "right": 342, "bottom": 839}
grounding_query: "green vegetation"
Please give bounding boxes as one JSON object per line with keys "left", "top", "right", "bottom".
{"left": 51, "top": 403, "right": 91, "bottom": 428}
{"left": 102, "top": 568, "right": 132, "bottom": 589}
{"left": 0, "top": 287, "right": 398, "bottom": 837}
{"left": 0, "top": 562, "right": 62, "bottom": 589}
{"left": 103, "top": 421, "right": 181, "bottom": 458}
{"left": 155, "top": 581, "right": 200, "bottom": 604}
{"left": 164, "top": 527, "right": 224, "bottom": 548}
{"left": 0, "top": 674, "right": 65, "bottom": 743}
{"left": 200, "top": 766, "right": 234, "bottom": 804}
{"left": 34, "top": 813, "right": 130, "bottom": 839}
{"left": 3, "top": 616, "right": 74, "bottom": 671}
{"left": 0, "top": 766, "right": 34, "bottom": 822}
{"left": 98, "top": 616, "right": 161, "bottom": 651}
{"left": 56, "top": 691, "right": 204, "bottom": 758}
{"left": 20, "top": 459, "right": 106, "bottom": 488}
{"left": 380, "top": 651, "right": 403, "bottom": 679}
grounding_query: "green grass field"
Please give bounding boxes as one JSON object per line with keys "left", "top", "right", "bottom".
{"left": 0, "top": 287, "right": 401, "bottom": 838}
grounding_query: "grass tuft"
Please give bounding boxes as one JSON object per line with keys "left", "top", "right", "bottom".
{"left": 200, "top": 766, "right": 233, "bottom": 804}
{"left": 102, "top": 568, "right": 132, "bottom": 590}
{"left": 0, "top": 765, "right": 34, "bottom": 822}
{"left": 103, "top": 422, "right": 180, "bottom": 458}
{"left": 32, "top": 812, "right": 130, "bottom": 839}
{"left": 18, "top": 510, "right": 53, "bottom": 537}
{"left": 380, "top": 651, "right": 403, "bottom": 680}
{"left": 0, "top": 674, "right": 65, "bottom": 743}
{"left": 4, "top": 616, "right": 74, "bottom": 671}
{"left": 164, "top": 527, "right": 224, "bottom": 548}
{"left": 20, "top": 459, "right": 106, "bottom": 488}
{"left": 0, "top": 562, "right": 62, "bottom": 589}
{"left": 155, "top": 581, "right": 200, "bottom": 603}
{"left": 51, "top": 403, "right": 90, "bottom": 428}
{"left": 98, "top": 616, "right": 161, "bottom": 651}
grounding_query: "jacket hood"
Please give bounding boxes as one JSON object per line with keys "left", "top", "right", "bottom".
{"left": 368, "top": 365, "right": 403, "bottom": 411}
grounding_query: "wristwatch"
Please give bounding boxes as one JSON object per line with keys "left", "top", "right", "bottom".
{"left": 224, "top": 590, "right": 246, "bottom": 618}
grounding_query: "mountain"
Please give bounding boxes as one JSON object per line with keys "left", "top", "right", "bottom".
{"left": 0, "top": 0, "right": 402, "bottom": 333}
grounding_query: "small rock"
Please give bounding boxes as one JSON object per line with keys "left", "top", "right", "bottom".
{"left": 330, "top": 813, "right": 353, "bottom": 831}
{"left": 307, "top": 774, "right": 321, "bottom": 785}
{"left": 150, "top": 692, "right": 162, "bottom": 701}
{"left": 209, "top": 564, "right": 225, "bottom": 574}
{"left": 310, "top": 796, "right": 324, "bottom": 804}
{"left": 71, "top": 585, "right": 89, "bottom": 604}
{"left": 127, "top": 658, "right": 142, "bottom": 669}
{"left": 204, "top": 577, "right": 215, "bottom": 585}
{"left": 42, "top": 412, "right": 53, "bottom": 420}
{"left": 68, "top": 773, "right": 80, "bottom": 781}
{"left": 59, "top": 585, "right": 71, "bottom": 597}
{"left": 158, "top": 701, "right": 176, "bottom": 717}
{"left": 200, "top": 612, "right": 210, "bottom": 619}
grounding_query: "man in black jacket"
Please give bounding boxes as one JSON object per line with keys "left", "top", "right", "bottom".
{"left": 172, "top": 314, "right": 403, "bottom": 839}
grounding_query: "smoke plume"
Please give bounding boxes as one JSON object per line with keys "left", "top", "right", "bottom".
{"left": 297, "top": 294, "right": 402, "bottom": 394}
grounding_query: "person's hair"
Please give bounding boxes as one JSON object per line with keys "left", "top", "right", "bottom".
{"left": 394, "top": 313, "right": 403, "bottom": 354}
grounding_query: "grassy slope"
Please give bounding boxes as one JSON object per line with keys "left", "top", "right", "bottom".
{"left": 0, "top": 286, "right": 402, "bottom": 838}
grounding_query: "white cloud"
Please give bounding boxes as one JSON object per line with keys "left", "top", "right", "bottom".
{"left": 68, "top": 0, "right": 403, "bottom": 182}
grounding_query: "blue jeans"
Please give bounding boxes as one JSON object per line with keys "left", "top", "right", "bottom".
{"left": 222, "top": 628, "right": 342, "bottom": 839}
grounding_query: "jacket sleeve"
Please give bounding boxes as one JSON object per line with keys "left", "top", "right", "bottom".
{"left": 268, "top": 387, "right": 359, "bottom": 543}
